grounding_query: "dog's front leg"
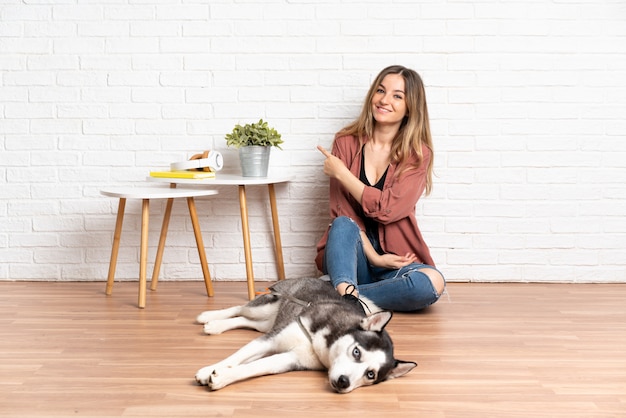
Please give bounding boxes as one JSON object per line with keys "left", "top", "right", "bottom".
{"left": 195, "top": 337, "right": 273, "bottom": 385}
{"left": 209, "top": 351, "right": 302, "bottom": 391}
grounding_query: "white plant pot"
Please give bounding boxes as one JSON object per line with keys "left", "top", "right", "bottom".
{"left": 239, "top": 146, "right": 271, "bottom": 177}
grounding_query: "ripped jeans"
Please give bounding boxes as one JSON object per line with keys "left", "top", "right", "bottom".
{"left": 321, "top": 216, "right": 445, "bottom": 312}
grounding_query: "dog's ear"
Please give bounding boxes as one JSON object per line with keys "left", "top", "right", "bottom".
{"left": 360, "top": 311, "right": 392, "bottom": 332}
{"left": 386, "top": 360, "right": 417, "bottom": 380}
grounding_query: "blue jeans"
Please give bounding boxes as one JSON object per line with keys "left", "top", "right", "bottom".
{"left": 321, "top": 216, "right": 445, "bottom": 312}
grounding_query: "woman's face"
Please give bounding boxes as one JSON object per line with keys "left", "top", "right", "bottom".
{"left": 371, "top": 73, "right": 408, "bottom": 128}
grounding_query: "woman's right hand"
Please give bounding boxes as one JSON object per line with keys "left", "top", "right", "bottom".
{"left": 317, "top": 145, "right": 347, "bottom": 179}
{"left": 318, "top": 145, "right": 366, "bottom": 203}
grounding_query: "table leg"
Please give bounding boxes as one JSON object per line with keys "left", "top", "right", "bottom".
{"left": 268, "top": 184, "right": 286, "bottom": 280}
{"left": 150, "top": 198, "right": 174, "bottom": 291}
{"left": 106, "top": 198, "right": 126, "bottom": 296}
{"left": 187, "top": 196, "right": 214, "bottom": 297}
{"left": 238, "top": 185, "right": 255, "bottom": 300}
{"left": 138, "top": 199, "right": 150, "bottom": 309}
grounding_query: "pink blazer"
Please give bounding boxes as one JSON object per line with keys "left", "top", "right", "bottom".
{"left": 315, "top": 134, "right": 435, "bottom": 270}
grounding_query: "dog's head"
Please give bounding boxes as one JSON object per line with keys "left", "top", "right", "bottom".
{"left": 327, "top": 311, "right": 416, "bottom": 393}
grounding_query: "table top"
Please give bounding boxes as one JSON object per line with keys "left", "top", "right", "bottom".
{"left": 101, "top": 186, "right": 219, "bottom": 200}
{"left": 147, "top": 172, "right": 294, "bottom": 186}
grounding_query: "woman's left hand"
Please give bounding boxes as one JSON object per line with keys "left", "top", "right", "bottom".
{"left": 371, "top": 252, "right": 417, "bottom": 269}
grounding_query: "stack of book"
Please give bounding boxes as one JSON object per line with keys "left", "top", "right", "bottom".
{"left": 149, "top": 170, "right": 216, "bottom": 180}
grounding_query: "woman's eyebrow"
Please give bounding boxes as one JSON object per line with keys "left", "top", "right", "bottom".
{"left": 379, "top": 83, "right": 405, "bottom": 94}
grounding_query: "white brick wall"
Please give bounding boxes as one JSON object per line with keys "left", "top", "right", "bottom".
{"left": 1, "top": 0, "right": 625, "bottom": 284}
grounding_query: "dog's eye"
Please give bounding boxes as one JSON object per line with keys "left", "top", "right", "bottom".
{"left": 352, "top": 347, "right": 361, "bottom": 360}
{"left": 366, "top": 370, "right": 376, "bottom": 380}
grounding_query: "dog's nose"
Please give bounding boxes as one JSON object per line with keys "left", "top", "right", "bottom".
{"left": 335, "top": 375, "right": 350, "bottom": 390}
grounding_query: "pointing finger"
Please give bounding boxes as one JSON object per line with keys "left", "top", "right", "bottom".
{"left": 317, "top": 145, "right": 332, "bottom": 158}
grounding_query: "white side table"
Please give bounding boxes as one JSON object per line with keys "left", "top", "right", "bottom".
{"left": 101, "top": 186, "right": 218, "bottom": 308}
{"left": 148, "top": 173, "right": 294, "bottom": 300}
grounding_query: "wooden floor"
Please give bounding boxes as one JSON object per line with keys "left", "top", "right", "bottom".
{"left": 0, "top": 281, "right": 625, "bottom": 418}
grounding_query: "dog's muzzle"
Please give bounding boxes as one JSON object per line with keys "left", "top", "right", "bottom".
{"left": 331, "top": 375, "right": 351, "bottom": 393}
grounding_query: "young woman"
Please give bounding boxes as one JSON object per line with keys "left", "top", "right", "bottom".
{"left": 316, "top": 65, "right": 445, "bottom": 312}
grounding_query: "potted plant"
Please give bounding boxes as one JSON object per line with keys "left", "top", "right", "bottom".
{"left": 225, "top": 119, "right": 283, "bottom": 177}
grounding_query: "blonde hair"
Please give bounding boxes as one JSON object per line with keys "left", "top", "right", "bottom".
{"left": 337, "top": 65, "right": 434, "bottom": 195}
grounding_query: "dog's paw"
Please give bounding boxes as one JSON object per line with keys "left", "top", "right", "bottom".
{"left": 202, "top": 321, "right": 226, "bottom": 335}
{"left": 208, "top": 370, "right": 227, "bottom": 391}
{"left": 196, "top": 311, "right": 216, "bottom": 324}
{"left": 195, "top": 366, "right": 215, "bottom": 385}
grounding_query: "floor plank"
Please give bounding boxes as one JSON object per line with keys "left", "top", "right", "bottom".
{"left": 0, "top": 281, "right": 624, "bottom": 417}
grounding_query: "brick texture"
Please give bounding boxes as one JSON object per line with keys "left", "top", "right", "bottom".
{"left": 1, "top": 0, "right": 625, "bottom": 283}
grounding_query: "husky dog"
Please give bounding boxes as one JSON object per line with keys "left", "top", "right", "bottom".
{"left": 195, "top": 278, "right": 416, "bottom": 393}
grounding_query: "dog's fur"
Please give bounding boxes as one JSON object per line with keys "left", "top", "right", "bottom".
{"left": 195, "top": 278, "right": 416, "bottom": 393}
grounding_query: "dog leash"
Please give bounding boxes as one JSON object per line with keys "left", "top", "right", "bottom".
{"left": 257, "top": 288, "right": 371, "bottom": 314}
{"left": 257, "top": 289, "right": 314, "bottom": 343}
{"left": 295, "top": 300, "right": 365, "bottom": 345}
{"left": 296, "top": 316, "right": 313, "bottom": 343}
{"left": 256, "top": 289, "right": 370, "bottom": 345}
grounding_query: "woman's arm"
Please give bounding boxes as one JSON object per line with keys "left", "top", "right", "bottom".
{"left": 360, "top": 156, "right": 429, "bottom": 225}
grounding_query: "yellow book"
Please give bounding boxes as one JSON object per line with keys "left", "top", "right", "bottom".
{"left": 149, "top": 170, "right": 216, "bottom": 179}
